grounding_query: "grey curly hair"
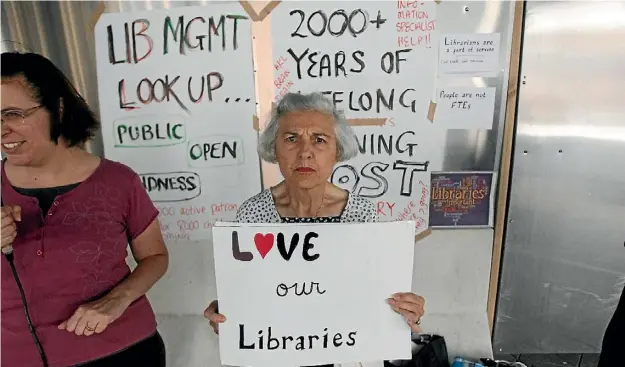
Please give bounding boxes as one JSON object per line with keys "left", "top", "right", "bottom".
{"left": 257, "top": 92, "right": 359, "bottom": 163}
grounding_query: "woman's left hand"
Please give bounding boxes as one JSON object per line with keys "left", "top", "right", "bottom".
{"left": 387, "top": 292, "right": 426, "bottom": 332}
{"left": 58, "top": 293, "right": 132, "bottom": 336}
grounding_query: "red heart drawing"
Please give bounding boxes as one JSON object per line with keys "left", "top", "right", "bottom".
{"left": 254, "top": 233, "right": 274, "bottom": 259}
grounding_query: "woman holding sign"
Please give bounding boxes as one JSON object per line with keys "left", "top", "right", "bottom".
{"left": 205, "top": 92, "right": 426, "bottom": 363}
{"left": 1, "top": 52, "right": 168, "bottom": 367}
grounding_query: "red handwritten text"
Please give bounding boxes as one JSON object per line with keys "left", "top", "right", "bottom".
{"left": 276, "top": 80, "right": 294, "bottom": 100}
{"left": 396, "top": 200, "right": 427, "bottom": 229}
{"left": 177, "top": 219, "right": 200, "bottom": 234}
{"left": 274, "top": 69, "right": 291, "bottom": 89}
{"left": 274, "top": 55, "right": 294, "bottom": 98}
{"left": 396, "top": 0, "right": 436, "bottom": 47}
{"left": 377, "top": 201, "right": 396, "bottom": 216}
{"left": 159, "top": 222, "right": 170, "bottom": 232}
{"left": 157, "top": 206, "right": 176, "bottom": 216}
{"left": 163, "top": 232, "right": 190, "bottom": 241}
{"left": 274, "top": 55, "right": 288, "bottom": 71}
{"left": 180, "top": 205, "right": 207, "bottom": 216}
{"left": 418, "top": 180, "right": 429, "bottom": 214}
{"left": 211, "top": 203, "right": 238, "bottom": 216}
{"left": 203, "top": 218, "right": 228, "bottom": 229}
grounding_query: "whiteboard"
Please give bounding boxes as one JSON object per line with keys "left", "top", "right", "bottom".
{"left": 270, "top": 1, "right": 445, "bottom": 233}
{"left": 94, "top": 2, "right": 261, "bottom": 243}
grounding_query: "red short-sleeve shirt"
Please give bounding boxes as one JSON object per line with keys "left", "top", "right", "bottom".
{"left": 1, "top": 158, "right": 159, "bottom": 367}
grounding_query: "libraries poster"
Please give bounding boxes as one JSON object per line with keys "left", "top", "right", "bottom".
{"left": 429, "top": 172, "right": 494, "bottom": 228}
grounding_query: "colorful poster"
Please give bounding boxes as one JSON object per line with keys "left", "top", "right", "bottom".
{"left": 429, "top": 172, "right": 494, "bottom": 227}
{"left": 212, "top": 221, "right": 415, "bottom": 366}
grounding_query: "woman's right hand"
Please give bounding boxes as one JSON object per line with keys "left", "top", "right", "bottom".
{"left": 1, "top": 205, "right": 21, "bottom": 251}
{"left": 204, "top": 300, "right": 226, "bottom": 335}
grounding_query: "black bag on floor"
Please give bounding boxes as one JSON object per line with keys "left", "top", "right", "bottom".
{"left": 384, "top": 334, "right": 450, "bottom": 367}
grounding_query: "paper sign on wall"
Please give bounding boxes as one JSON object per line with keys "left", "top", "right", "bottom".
{"left": 271, "top": 1, "right": 443, "bottom": 233}
{"left": 94, "top": 3, "right": 261, "bottom": 242}
{"left": 434, "top": 87, "right": 496, "bottom": 129}
{"left": 439, "top": 33, "right": 501, "bottom": 77}
{"left": 212, "top": 221, "right": 416, "bottom": 366}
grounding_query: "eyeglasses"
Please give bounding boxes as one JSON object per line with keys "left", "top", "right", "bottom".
{"left": 1, "top": 105, "right": 43, "bottom": 126}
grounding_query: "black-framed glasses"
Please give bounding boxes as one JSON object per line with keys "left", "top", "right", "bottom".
{"left": 1, "top": 105, "right": 43, "bottom": 125}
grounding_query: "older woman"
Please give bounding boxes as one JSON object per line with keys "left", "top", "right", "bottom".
{"left": 1, "top": 52, "right": 168, "bottom": 367}
{"left": 204, "top": 92, "right": 425, "bottom": 365}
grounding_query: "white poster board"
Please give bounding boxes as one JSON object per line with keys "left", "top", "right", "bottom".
{"left": 434, "top": 87, "right": 496, "bottom": 129}
{"left": 212, "top": 221, "right": 416, "bottom": 366}
{"left": 438, "top": 33, "right": 501, "bottom": 77}
{"left": 95, "top": 3, "right": 261, "bottom": 242}
{"left": 271, "top": 1, "right": 443, "bottom": 233}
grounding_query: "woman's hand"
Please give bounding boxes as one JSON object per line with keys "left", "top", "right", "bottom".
{"left": 387, "top": 292, "right": 425, "bottom": 333}
{"left": 1, "top": 205, "right": 21, "bottom": 251}
{"left": 204, "top": 300, "right": 227, "bottom": 335}
{"left": 58, "top": 293, "right": 132, "bottom": 336}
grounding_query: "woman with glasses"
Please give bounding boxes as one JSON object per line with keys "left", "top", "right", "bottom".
{"left": 1, "top": 52, "right": 169, "bottom": 367}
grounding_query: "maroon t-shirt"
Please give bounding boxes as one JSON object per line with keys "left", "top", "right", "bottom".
{"left": 1, "top": 158, "right": 159, "bottom": 367}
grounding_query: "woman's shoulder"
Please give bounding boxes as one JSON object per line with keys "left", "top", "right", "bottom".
{"left": 342, "top": 193, "right": 379, "bottom": 223}
{"left": 98, "top": 158, "right": 140, "bottom": 181}
{"left": 239, "top": 189, "right": 273, "bottom": 208}
{"left": 236, "top": 189, "right": 277, "bottom": 223}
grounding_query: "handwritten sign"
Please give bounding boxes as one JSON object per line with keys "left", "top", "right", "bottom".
{"left": 95, "top": 3, "right": 261, "bottom": 241}
{"left": 271, "top": 1, "right": 442, "bottom": 233}
{"left": 429, "top": 172, "right": 494, "bottom": 227}
{"left": 213, "top": 221, "right": 416, "bottom": 366}
{"left": 439, "top": 33, "right": 501, "bottom": 76}
{"left": 434, "top": 87, "right": 496, "bottom": 129}
{"left": 332, "top": 129, "right": 435, "bottom": 231}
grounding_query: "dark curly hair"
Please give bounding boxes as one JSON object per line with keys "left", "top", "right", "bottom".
{"left": 1, "top": 52, "right": 100, "bottom": 147}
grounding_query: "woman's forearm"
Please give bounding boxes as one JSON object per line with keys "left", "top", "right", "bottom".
{"left": 108, "top": 254, "right": 169, "bottom": 303}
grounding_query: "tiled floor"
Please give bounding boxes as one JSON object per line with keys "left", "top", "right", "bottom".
{"left": 493, "top": 354, "right": 602, "bottom": 367}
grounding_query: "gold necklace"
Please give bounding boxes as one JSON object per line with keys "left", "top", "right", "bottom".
{"left": 284, "top": 184, "right": 325, "bottom": 218}
{"left": 314, "top": 187, "right": 326, "bottom": 217}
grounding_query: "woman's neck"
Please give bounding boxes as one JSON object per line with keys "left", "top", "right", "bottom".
{"left": 7, "top": 146, "right": 89, "bottom": 187}
{"left": 278, "top": 182, "right": 327, "bottom": 218}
